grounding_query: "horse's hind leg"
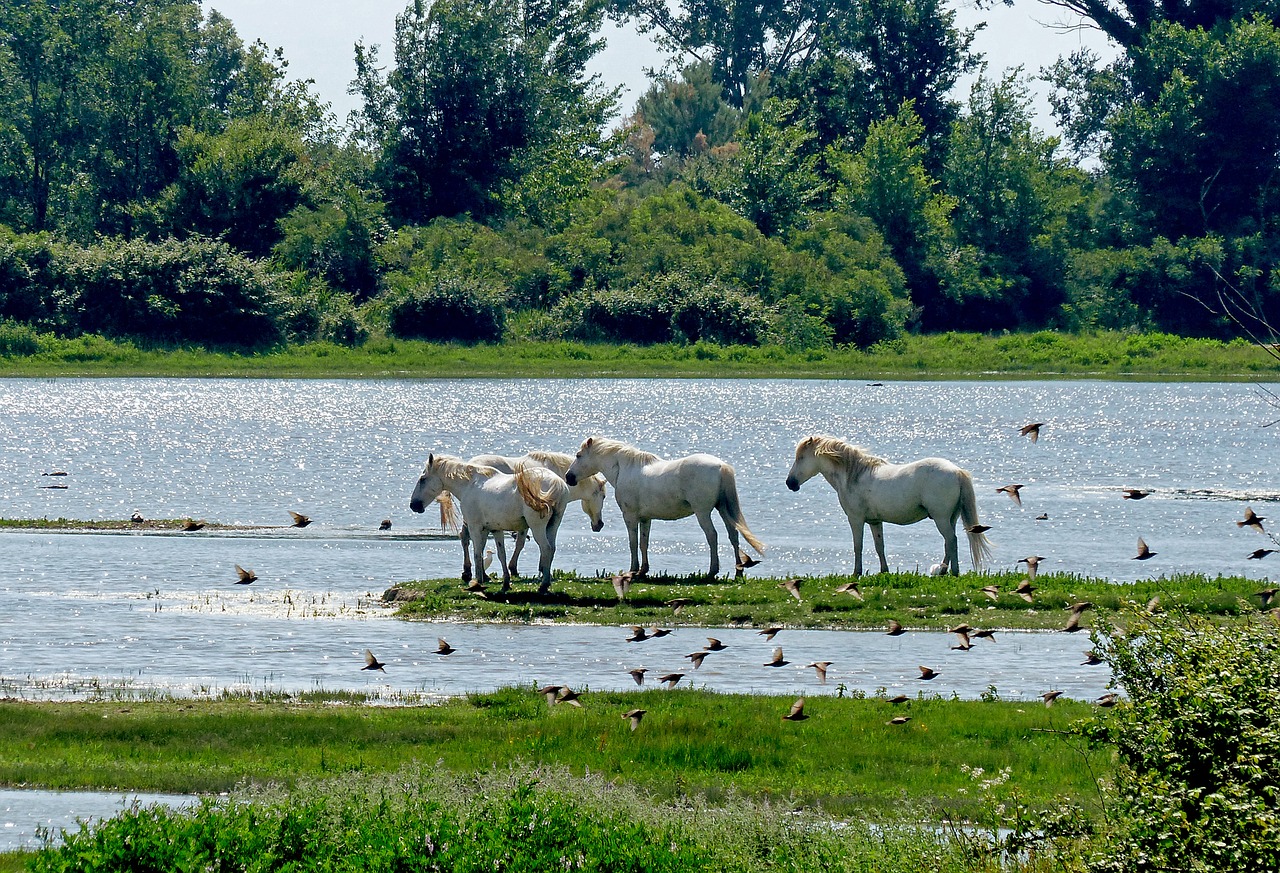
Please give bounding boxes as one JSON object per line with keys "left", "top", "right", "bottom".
{"left": 488, "top": 529, "right": 514, "bottom": 592}
{"left": 716, "top": 505, "right": 744, "bottom": 566}
{"left": 638, "top": 519, "right": 652, "bottom": 576}
{"left": 849, "top": 520, "right": 866, "bottom": 576}
{"left": 533, "top": 508, "right": 563, "bottom": 595}
{"left": 697, "top": 509, "right": 721, "bottom": 577}
{"left": 934, "top": 517, "right": 961, "bottom": 575}
{"left": 625, "top": 516, "right": 642, "bottom": 575}
{"left": 869, "top": 522, "right": 889, "bottom": 573}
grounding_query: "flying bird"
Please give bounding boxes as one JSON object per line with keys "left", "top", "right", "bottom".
{"left": 611, "top": 572, "right": 633, "bottom": 600}
{"left": 1082, "top": 650, "right": 1104, "bottom": 665}
{"left": 735, "top": 554, "right": 761, "bottom": 571}
{"left": 996, "top": 484, "right": 1024, "bottom": 506}
{"left": 887, "top": 715, "right": 911, "bottom": 725}
{"left": 1122, "top": 488, "right": 1151, "bottom": 500}
{"left": 1096, "top": 693, "right": 1119, "bottom": 707}
{"left": 833, "top": 581, "right": 863, "bottom": 599}
{"left": 1256, "top": 587, "right": 1279, "bottom": 608}
{"left": 234, "top": 564, "right": 257, "bottom": 585}
{"left": 918, "top": 665, "right": 940, "bottom": 681}
{"left": 705, "top": 637, "right": 727, "bottom": 651}
{"left": 973, "top": 628, "right": 997, "bottom": 643}
{"left": 657, "top": 672, "right": 684, "bottom": 689}
{"left": 1035, "top": 512, "right": 1049, "bottom": 521}
{"left": 379, "top": 518, "right": 392, "bottom": 530}
{"left": 1248, "top": 549, "right": 1277, "bottom": 560}
{"left": 765, "top": 646, "right": 789, "bottom": 667}
{"left": 435, "top": 638, "right": 455, "bottom": 655}
{"left": 1134, "top": 537, "right": 1157, "bottom": 560}
{"left": 951, "top": 632, "right": 972, "bottom": 651}
{"left": 625, "top": 626, "right": 649, "bottom": 643}
{"left": 667, "top": 597, "right": 693, "bottom": 613}
{"left": 1014, "top": 580, "right": 1037, "bottom": 602}
{"left": 779, "top": 578, "right": 803, "bottom": 602}
{"left": 886, "top": 620, "right": 906, "bottom": 636}
{"left": 948, "top": 623, "right": 974, "bottom": 635}
{"left": 980, "top": 585, "right": 1000, "bottom": 601}
{"left": 967, "top": 523, "right": 992, "bottom": 534}
{"left": 556, "top": 687, "right": 583, "bottom": 707}
{"left": 182, "top": 519, "right": 205, "bottom": 532}
{"left": 649, "top": 627, "right": 673, "bottom": 638}
{"left": 1017, "top": 555, "right": 1046, "bottom": 580}
{"left": 628, "top": 668, "right": 647, "bottom": 686}
{"left": 782, "top": 698, "right": 809, "bottom": 721}
{"left": 887, "top": 694, "right": 910, "bottom": 704}
{"left": 1063, "top": 605, "right": 1090, "bottom": 633}
{"left": 1041, "top": 690, "right": 1063, "bottom": 707}
{"left": 362, "top": 649, "right": 386, "bottom": 672}
{"left": 685, "top": 651, "right": 709, "bottom": 670}
{"left": 758, "top": 627, "right": 782, "bottom": 641}
{"left": 1020, "top": 422, "right": 1044, "bottom": 442}
{"left": 288, "top": 511, "right": 312, "bottom": 528}
{"left": 538, "top": 684, "right": 565, "bottom": 707}
{"left": 622, "top": 709, "right": 646, "bottom": 731}
{"left": 1238, "top": 507, "right": 1266, "bottom": 532}
{"left": 806, "top": 661, "right": 832, "bottom": 684}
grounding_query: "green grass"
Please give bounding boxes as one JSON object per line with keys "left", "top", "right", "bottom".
{"left": 0, "top": 330, "right": 1275, "bottom": 379}
{"left": 390, "top": 569, "right": 1268, "bottom": 630}
{"left": 0, "top": 691, "right": 1106, "bottom": 820}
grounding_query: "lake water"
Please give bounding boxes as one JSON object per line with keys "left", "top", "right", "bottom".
{"left": 0, "top": 789, "right": 198, "bottom": 851}
{"left": 0, "top": 377, "right": 1275, "bottom": 704}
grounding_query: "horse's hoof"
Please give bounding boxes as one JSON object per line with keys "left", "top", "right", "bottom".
{"left": 538, "top": 584, "right": 550, "bottom": 595}
{"left": 461, "top": 570, "right": 472, "bottom": 583}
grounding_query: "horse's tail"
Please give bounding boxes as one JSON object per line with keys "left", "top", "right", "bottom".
{"left": 958, "top": 470, "right": 992, "bottom": 571}
{"left": 516, "top": 468, "right": 564, "bottom": 517}
{"left": 718, "top": 465, "right": 766, "bottom": 555}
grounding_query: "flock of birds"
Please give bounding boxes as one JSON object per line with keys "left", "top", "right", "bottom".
{"left": 31, "top": 418, "right": 1277, "bottom": 726}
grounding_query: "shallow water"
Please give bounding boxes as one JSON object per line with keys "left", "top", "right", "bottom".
{"left": 0, "top": 377, "right": 1275, "bottom": 701}
{"left": 0, "top": 788, "right": 197, "bottom": 851}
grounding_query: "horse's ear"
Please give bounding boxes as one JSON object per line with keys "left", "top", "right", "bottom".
{"left": 427, "top": 453, "right": 434, "bottom": 467}
{"left": 584, "top": 437, "right": 594, "bottom": 449}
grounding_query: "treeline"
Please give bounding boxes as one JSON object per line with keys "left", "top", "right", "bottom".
{"left": 2, "top": 0, "right": 1279, "bottom": 351}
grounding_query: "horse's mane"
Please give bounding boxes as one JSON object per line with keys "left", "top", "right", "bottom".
{"left": 799, "top": 435, "right": 887, "bottom": 479}
{"left": 515, "top": 467, "right": 563, "bottom": 516}
{"left": 582, "top": 436, "right": 660, "bottom": 465}
{"left": 523, "top": 449, "right": 573, "bottom": 475}
{"left": 430, "top": 454, "right": 498, "bottom": 481}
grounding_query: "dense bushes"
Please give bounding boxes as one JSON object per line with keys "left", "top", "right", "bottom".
{"left": 384, "top": 273, "right": 507, "bottom": 343}
{"left": 1085, "top": 611, "right": 1280, "bottom": 872}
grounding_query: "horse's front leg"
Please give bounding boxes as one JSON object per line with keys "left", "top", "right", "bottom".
{"left": 508, "top": 530, "right": 527, "bottom": 577}
{"left": 625, "top": 516, "right": 642, "bottom": 575}
{"left": 638, "top": 519, "right": 652, "bottom": 577}
{"left": 488, "top": 529, "right": 513, "bottom": 592}
{"left": 848, "top": 519, "right": 866, "bottom": 576}
{"left": 460, "top": 522, "right": 473, "bottom": 582}
{"left": 869, "top": 522, "right": 889, "bottom": 573}
{"left": 695, "top": 510, "right": 720, "bottom": 578}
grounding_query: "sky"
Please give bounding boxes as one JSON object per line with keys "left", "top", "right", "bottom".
{"left": 199, "top": 0, "right": 1117, "bottom": 135}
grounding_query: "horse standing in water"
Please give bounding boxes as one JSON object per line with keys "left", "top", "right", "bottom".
{"left": 785, "top": 435, "right": 991, "bottom": 576}
{"left": 459, "top": 451, "right": 607, "bottom": 582}
{"left": 564, "top": 436, "right": 764, "bottom": 578}
{"left": 409, "top": 454, "right": 568, "bottom": 593}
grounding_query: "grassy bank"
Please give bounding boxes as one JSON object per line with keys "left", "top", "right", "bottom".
{"left": 0, "top": 690, "right": 1104, "bottom": 820}
{"left": 0, "top": 330, "right": 1274, "bottom": 379}
{"left": 388, "top": 569, "right": 1268, "bottom": 631}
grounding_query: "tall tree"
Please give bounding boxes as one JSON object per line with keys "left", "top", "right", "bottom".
{"left": 352, "top": 0, "right": 617, "bottom": 225}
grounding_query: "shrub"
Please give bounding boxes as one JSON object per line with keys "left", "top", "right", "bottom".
{"left": 271, "top": 272, "right": 368, "bottom": 346}
{"left": 1083, "top": 611, "right": 1280, "bottom": 872}
{"left": 0, "top": 319, "right": 42, "bottom": 356}
{"left": 384, "top": 273, "right": 507, "bottom": 343}
{"left": 0, "top": 230, "right": 61, "bottom": 328}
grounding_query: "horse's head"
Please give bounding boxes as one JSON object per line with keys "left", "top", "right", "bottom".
{"left": 564, "top": 437, "right": 600, "bottom": 487}
{"left": 409, "top": 454, "right": 443, "bottom": 513}
{"left": 785, "top": 436, "right": 823, "bottom": 491}
{"left": 580, "top": 475, "right": 607, "bottom": 532}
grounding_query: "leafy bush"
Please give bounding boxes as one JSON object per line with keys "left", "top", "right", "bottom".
{"left": 274, "top": 187, "right": 390, "bottom": 300}
{"left": 1084, "top": 611, "right": 1280, "bottom": 872}
{"left": 0, "top": 230, "right": 61, "bottom": 328}
{"left": 58, "top": 236, "right": 283, "bottom": 348}
{"left": 271, "top": 272, "right": 368, "bottom": 346}
{"left": 0, "top": 318, "right": 42, "bottom": 356}
{"left": 384, "top": 273, "right": 507, "bottom": 343}
{"left": 554, "top": 272, "right": 771, "bottom": 345}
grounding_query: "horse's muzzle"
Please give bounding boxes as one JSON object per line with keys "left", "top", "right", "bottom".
{"left": 591, "top": 520, "right": 604, "bottom": 532}
{"left": 785, "top": 476, "right": 800, "bottom": 492}
{"left": 409, "top": 499, "right": 425, "bottom": 514}
{"left": 565, "top": 471, "right": 578, "bottom": 486}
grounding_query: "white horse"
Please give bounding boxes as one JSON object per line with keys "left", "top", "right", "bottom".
{"left": 458, "top": 451, "right": 607, "bottom": 581}
{"left": 785, "top": 434, "right": 992, "bottom": 576}
{"left": 409, "top": 454, "right": 569, "bottom": 593}
{"left": 564, "top": 436, "right": 764, "bottom": 577}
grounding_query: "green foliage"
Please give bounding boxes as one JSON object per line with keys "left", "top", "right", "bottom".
{"left": 0, "top": 319, "right": 42, "bottom": 356}
{"left": 1085, "top": 611, "right": 1280, "bottom": 872}
{"left": 274, "top": 186, "right": 390, "bottom": 300}
{"left": 383, "top": 273, "right": 507, "bottom": 343}
{"left": 634, "top": 61, "right": 741, "bottom": 162}
{"left": 552, "top": 272, "right": 771, "bottom": 344}
{"left": 271, "top": 273, "right": 368, "bottom": 346}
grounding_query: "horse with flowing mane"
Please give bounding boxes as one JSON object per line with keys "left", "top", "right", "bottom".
{"left": 409, "top": 453, "right": 569, "bottom": 593}
{"left": 565, "top": 436, "right": 764, "bottom": 578}
{"left": 785, "top": 435, "right": 991, "bottom": 576}
{"left": 460, "top": 451, "right": 607, "bottom": 582}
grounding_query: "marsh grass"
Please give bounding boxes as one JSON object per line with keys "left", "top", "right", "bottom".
{"left": 0, "top": 690, "right": 1105, "bottom": 820}
{"left": 391, "top": 569, "right": 1266, "bottom": 630}
{"left": 23, "top": 763, "right": 1092, "bottom": 873}
{"left": 0, "top": 331, "right": 1274, "bottom": 379}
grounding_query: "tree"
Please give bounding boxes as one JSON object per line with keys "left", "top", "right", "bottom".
{"left": 352, "top": 0, "right": 617, "bottom": 226}
{"left": 634, "top": 61, "right": 740, "bottom": 162}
